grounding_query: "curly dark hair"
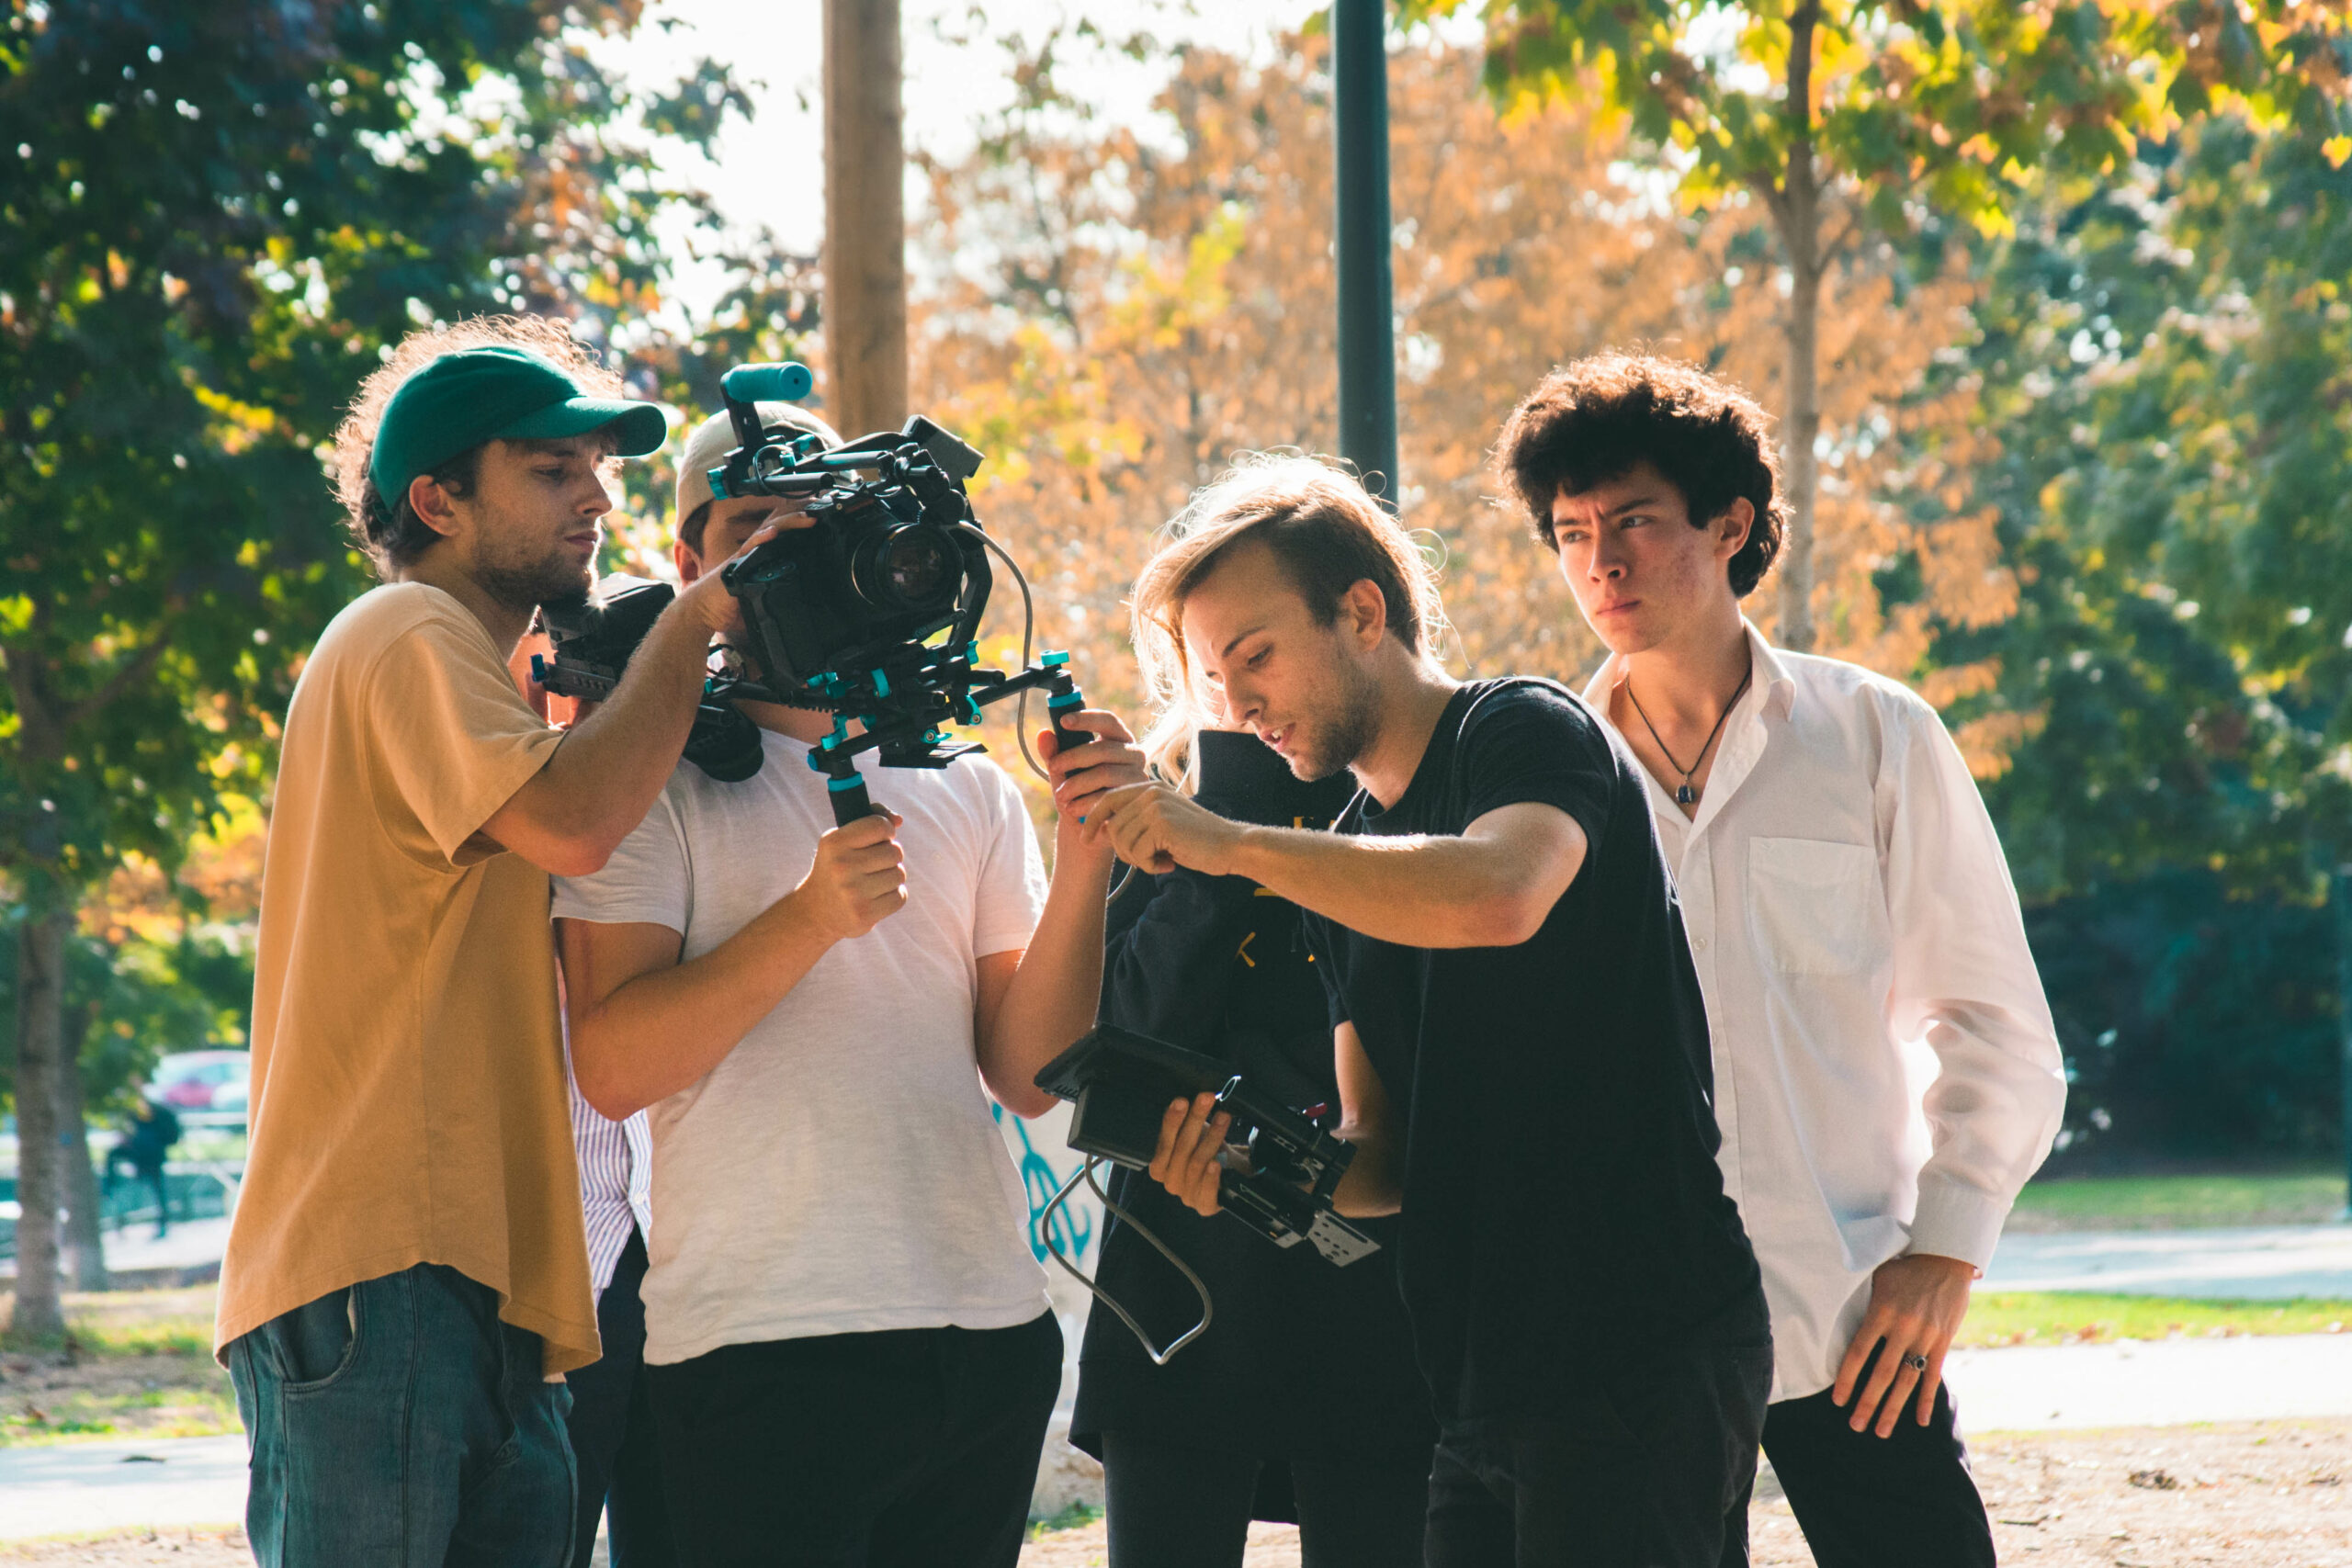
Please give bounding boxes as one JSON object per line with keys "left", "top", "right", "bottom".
{"left": 332, "top": 314, "right": 620, "bottom": 579}
{"left": 1493, "top": 352, "right": 1786, "bottom": 599}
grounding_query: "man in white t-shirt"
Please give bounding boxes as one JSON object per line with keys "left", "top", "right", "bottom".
{"left": 553, "top": 403, "right": 1147, "bottom": 1568}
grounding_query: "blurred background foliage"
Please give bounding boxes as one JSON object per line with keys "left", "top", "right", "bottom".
{"left": 6, "top": 0, "right": 2352, "bottom": 1171}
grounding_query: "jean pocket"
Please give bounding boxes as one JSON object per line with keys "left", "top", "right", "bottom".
{"left": 267, "top": 1285, "right": 363, "bottom": 1394}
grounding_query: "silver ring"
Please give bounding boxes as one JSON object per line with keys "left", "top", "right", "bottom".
{"left": 1899, "top": 1350, "right": 1928, "bottom": 1372}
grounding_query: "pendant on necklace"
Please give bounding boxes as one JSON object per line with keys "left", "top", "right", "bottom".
{"left": 1676, "top": 784, "right": 1697, "bottom": 806}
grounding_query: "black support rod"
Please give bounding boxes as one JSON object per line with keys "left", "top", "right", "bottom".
{"left": 1332, "top": 0, "right": 1399, "bottom": 514}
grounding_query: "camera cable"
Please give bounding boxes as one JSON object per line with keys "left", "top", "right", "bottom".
{"left": 1038, "top": 1155, "right": 1215, "bottom": 1366}
{"left": 951, "top": 521, "right": 1054, "bottom": 786}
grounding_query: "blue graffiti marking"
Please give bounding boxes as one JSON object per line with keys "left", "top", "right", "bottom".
{"left": 994, "top": 1102, "right": 1096, "bottom": 1265}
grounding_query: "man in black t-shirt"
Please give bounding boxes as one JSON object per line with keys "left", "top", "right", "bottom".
{"left": 1093, "top": 456, "right": 1770, "bottom": 1567}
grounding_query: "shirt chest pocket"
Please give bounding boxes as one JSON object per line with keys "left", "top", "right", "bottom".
{"left": 1746, "top": 837, "right": 1879, "bottom": 976}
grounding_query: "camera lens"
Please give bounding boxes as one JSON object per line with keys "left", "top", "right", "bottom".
{"left": 855, "top": 524, "right": 956, "bottom": 612}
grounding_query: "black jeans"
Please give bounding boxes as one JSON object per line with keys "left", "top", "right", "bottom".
{"left": 1425, "top": 1323, "right": 1773, "bottom": 1568}
{"left": 648, "top": 1311, "right": 1063, "bottom": 1568}
{"left": 564, "top": 1231, "right": 677, "bottom": 1568}
{"left": 1723, "top": 1349, "right": 1996, "bottom": 1568}
{"left": 1100, "top": 1431, "right": 1431, "bottom": 1568}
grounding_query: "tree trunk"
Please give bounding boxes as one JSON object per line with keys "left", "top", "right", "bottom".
{"left": 58, "top": 1030, "right": 109, "bottom": 1294}
{"left": 1778, "top": 226, "right": 1822, "bottom": 653}
{"left": 1772, "top": 1, "right": 1824, "bottom": 655}
{"left": 823, "top": 0, "right": 908, "bottom": 438}
{"left": 7, "top": 909, "right": 67, "bottom": 1340}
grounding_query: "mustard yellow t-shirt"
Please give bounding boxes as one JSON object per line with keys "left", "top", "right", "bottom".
{"left": 216, "top": 582, "right": 598, "bottom": 1375}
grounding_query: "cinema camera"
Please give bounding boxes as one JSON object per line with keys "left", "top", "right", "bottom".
{"left": 1031, "top": 1024, "right": 1382, "bottom": 1363}
{"left": 535, "top": 362, "right": 1087, "bottom": 825}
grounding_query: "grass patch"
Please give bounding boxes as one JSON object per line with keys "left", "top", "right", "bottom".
{"left": 1959, "top": 1291, "right": 2352, "bottom": 1348}
{"left": 0, "top": 1382, "right": 239, "bottom": 1445}
{"left": 2007, "top": 1168, "right": 2347, "bottom": 1231}
{"left": 0, "top": 1284, "right": 237, "bottom": 1447}
{"left": 62, "top": 1287, "right": 217, "bottom": 1359}
{"left": 1029, "top": 1500, "right": 1103, "bottom": 1538}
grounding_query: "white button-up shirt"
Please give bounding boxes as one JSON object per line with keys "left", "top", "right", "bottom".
{"left": 1585, "top": 622, "right": 2065, "bottom": 1402}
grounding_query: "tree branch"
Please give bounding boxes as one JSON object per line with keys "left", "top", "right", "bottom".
{"left": 1819, "top": 201, "right": 1863, "bottom": 266}
{"left": 60, "top": 626, "right": 176, "bottom": 738}
{"left": 0, "top": 644, "right": 62, "bottom": 765}
{"left": 1751, "top": 170, "right": 1792, "bottom": 235}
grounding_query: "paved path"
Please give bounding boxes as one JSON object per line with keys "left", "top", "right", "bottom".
{"left": 0, "top": 1436, "right": 246, "bottom": 1540}
{"left": 0, "top": 1215, "right": 232, "bottom": 1284}
{"left": 1949, "top": 1331, "right": 2352, "bottom": 1431}
{"left": 1983, "top": 1224, "right": 2352, "bottom": 1299}
{"left": 94, "top": 1214, "right": 235, "bottom": 1277}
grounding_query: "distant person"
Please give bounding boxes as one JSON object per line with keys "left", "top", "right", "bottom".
{"left": 1070, "top": 696, "right": 1434, "bottom": 1568}
{"left": 1495, "top": 352, "right": 2066, "bottom": 1567}
{"left": 552, "top": 401, "right": 1148, "bottom": 1568}
{"left": 1102, "top": 457, "right": 1771, "bottom": 1567}
{"left": 217, "top": 315, "right": 774, "bottom": 1568}
{"left": 105, "top": 1097, "right": 181, "bottom": 1239}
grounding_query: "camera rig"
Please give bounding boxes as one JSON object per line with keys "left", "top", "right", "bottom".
{"left": 1031, "top": 1024, "right": 1382, "bottom": 1364}
{"left": 535, "top": 362, "right": 1087, "bottom": 825}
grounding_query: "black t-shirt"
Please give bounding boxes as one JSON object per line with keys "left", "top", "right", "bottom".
{"left": 1071, "top": 734, "right": 1433, "bottom": 1464}
{"left": 1306, "top": 679, "right": 1761, "bottom": 1428}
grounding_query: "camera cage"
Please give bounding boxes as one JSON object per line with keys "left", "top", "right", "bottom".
{"left": 1031, "top": 1024, "right": 1382, "bottom": 1364}
{"left": 535, "top": 362, "right": 1089, "bottom": 825}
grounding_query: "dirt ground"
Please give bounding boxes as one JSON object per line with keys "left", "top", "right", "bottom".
{"left": 1017, "top": 1419, "right": 2352, "bottom": 1568}
{"left": 2, "top": 1420, "right": 2346, "bottom": 1565}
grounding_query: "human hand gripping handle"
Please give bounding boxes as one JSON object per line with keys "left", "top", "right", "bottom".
{"left": 1148, "top": 1092, "right": 1232, "bottom": 1217}
{"left": 1832, "top": 1253, "right": 1977, "bottom": 1437}
{"left": 1037, "top": 710, "right": 1148, "bottom": 836}
{"left": 793, "top": 809, "right": 909, "bottom": 942}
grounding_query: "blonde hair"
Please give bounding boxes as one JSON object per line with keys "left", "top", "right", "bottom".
{"left": 1129, "top": 453, "right": 1447, "bottom": 786}
{"left": 331, "top": 314, "right": 620, "bottom": 578}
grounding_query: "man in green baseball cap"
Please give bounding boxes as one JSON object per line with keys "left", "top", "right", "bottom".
{"left": 219, "top": 318, "right": 775, "bottom": 1568}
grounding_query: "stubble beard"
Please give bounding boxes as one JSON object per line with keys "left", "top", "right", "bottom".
{"left": 477, "top": 533, "right": 596, "bottom": 615}
{"left": 1286, "top": 657, "right": 1380, "bottom": 783}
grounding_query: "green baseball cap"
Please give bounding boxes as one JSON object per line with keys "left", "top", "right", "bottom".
{"left": 367, "top": 345, "right": 669, "bottom": 506}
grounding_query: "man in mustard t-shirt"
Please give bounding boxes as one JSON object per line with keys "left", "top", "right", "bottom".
{"left": 218, "top": 318, "right": 775, "bottom": 1568}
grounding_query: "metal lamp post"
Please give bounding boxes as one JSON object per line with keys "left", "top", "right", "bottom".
{"left": 1333, "top": 0, "right": 1399, "bottom": 514}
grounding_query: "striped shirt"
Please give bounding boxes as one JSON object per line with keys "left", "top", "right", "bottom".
{"left": 565, "top": 1036, "right": 652, "bottom": 1300}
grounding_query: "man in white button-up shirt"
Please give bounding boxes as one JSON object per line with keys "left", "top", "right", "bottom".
{"left": 1495, "top": 353, "right": 2066, "bottom": 1566}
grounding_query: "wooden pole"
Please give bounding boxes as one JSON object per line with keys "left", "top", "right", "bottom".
{"left": 823, "top": 0, "right": 909, "bottom": 438}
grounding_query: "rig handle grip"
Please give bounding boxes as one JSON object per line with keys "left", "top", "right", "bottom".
{"left": 1048, "top": 695, "right": 1087, "bottom": 756}
{"left": 826, "top": 770, "right": 876, "bottom": 829}
{"left": 721, "top": 362, "right": 815, "bottom": 405}
{"left": 1042, "top": 654, "right": 1087, "bottom": 758}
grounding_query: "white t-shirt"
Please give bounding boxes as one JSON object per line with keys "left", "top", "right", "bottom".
{"left": 551, "top": 729, "right": 1052, "bottom": 1365}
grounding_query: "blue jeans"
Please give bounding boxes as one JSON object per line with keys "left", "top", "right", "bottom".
{"left": 229, "top": 1262, "right": 577, "bottom": 1568}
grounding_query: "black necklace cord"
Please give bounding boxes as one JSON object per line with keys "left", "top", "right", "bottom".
{"left": 1623, "top": 664, "right": 1753, "bottom": 806}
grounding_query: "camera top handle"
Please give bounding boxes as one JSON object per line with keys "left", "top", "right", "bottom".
{"left": 709, "top": 364, "right": 1088, "bottom": 826}
{"left": 718, "top": 361, "right": 812, "bottom": 451}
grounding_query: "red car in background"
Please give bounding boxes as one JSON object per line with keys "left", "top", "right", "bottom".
{"left": 146, "top": 1050, "right": 251, "bottom": 1114}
